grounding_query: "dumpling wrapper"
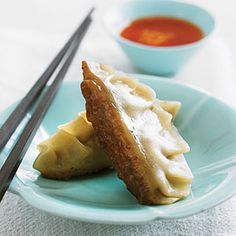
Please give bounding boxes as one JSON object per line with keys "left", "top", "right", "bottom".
{"left": 81, "top": 61, "right": 193, "bottom": 205}
{"left": 33, "top": 112, "right": 111, "bottom": 179}
{"left": 33, "top": 104, "right": 181, "bottom": 180}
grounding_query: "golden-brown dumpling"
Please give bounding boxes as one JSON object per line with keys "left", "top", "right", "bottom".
{"left": 33, "top": 112, "right": 111, "bottom": 179}
{"left": 81, "top": 61, "right": 193, "bottom": 205}
{"left": 33, "top": 100, "right": 181, "bottom": 180}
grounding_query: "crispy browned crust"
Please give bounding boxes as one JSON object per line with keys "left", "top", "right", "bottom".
{"left": 81, "top": 61, "right": 164, "bottom": 205}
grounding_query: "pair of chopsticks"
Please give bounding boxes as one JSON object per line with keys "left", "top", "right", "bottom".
{"left": 0, "top": 8, "right": 94, "bottom": 201}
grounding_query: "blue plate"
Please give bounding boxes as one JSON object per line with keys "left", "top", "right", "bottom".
{"left": 1, "top": 75, "right": 236, "bottom": 224}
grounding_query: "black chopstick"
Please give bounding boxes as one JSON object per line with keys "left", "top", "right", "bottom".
{"left": 0, "top": 8, "right": 94, "bottom": 153}
{"left": 0, "top": 9, "right": 93, "bottom": 201}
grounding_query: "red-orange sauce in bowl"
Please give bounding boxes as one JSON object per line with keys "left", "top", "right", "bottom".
{"left": 120, "top": 16, "right": 204, "bottom": 47}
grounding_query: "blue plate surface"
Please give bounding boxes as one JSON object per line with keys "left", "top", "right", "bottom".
{"left": 1, "top": 74, "right": 236, "bottom": 224}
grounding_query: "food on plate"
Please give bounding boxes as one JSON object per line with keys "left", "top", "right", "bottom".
{"left": 33, "top": 112, "right": 111, "bottom": 180}
{"left": 33, "top": 100, "right": 181, "bottom": 180}
{"left": 81, "top": 61, "right": 193, "bottom": 204}
{"left": 120, "top": 16, "right": 203, "bottom": 46}
{"left": 33, "top": 61, "right": 193, "bottom": 205}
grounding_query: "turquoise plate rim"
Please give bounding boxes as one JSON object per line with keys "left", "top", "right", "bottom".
{"left": 2, "top": 73, "right": 236, "bottom": 224}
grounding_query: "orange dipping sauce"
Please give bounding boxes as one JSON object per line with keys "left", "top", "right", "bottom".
{"left": 120, "top": 16, "right": 204, "bottom": 47}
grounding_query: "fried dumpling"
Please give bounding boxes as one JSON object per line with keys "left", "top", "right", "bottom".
{"left": 33, "top": 102, "right": 182, "bottom": 180}
{"left": 81, "top": 61, "right": 193, "bottom": 205}
{"left": 33, "top": 112, "right": 111, "bottom": 179}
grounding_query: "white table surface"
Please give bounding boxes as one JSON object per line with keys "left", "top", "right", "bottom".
{"left": 0, "top": 0, "right": 236, "bottom": 235}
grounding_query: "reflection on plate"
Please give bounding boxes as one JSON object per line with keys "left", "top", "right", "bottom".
{"left": 1, "top": 74, "right": 236, "bottom": 224}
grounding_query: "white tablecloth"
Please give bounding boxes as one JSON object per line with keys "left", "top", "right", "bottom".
{"left": 0, "top": 0, "right": 236, "bottom": 235}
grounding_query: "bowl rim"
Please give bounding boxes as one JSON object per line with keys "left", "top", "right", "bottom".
{"left": 103, "top": 0, "right": 216, "bottom": 51}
